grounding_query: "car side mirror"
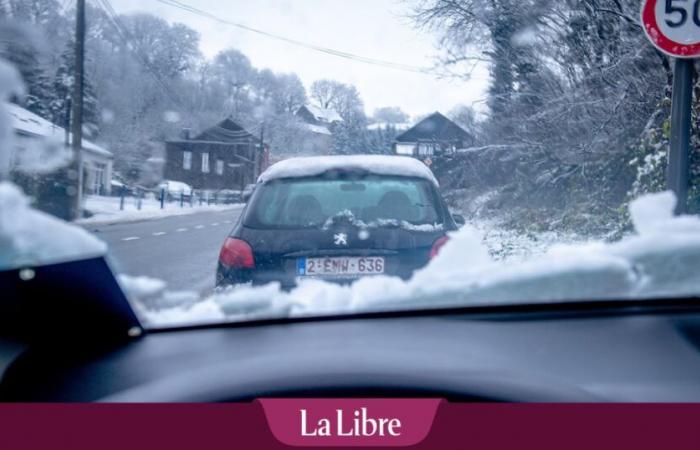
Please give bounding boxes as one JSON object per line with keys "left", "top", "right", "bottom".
{"left": 452, "top": 214, "right": 465, "bottom": 226}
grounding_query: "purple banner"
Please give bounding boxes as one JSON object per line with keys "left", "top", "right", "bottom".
{"left": 1, "top": 403, "right": 700, "bottom": 449}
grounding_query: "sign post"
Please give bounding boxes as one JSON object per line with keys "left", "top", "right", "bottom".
{"left": 641, "top": 0, "right": 700, "bottom": 213}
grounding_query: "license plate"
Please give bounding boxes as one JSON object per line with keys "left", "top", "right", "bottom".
{"left": 297, "top": 256, "right": 385, "bottom": 277}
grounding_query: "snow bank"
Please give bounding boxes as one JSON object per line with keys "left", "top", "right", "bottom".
{"left": 259, "top": 155, "right": 439, "bottom": 186}
{"left": 0, "top": 182, "right": 106, "bottom": 270}
{"left": 136, "top": 190, "right": 700, "bottom": 328}
{"left": 77, "top": 195, "right": 242, "bottom": 225}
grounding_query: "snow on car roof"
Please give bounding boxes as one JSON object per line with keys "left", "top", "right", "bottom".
{"left": 258, "top": 155, "right": 439, "bottom": 186}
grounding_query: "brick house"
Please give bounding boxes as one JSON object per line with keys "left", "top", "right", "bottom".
{"left": 163, "top": 118, "right": 266, "bottom": 191}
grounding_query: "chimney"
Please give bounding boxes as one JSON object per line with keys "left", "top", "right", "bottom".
{"left": 181, "top": 128, "right": 191, "bottom": 140}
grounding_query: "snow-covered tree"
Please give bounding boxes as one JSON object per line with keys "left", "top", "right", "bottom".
{"left": 372, "top": 106, "right": 408, "bottom": 125}
{"left": 49, "top": 40, "right": 100, "bottom": 137}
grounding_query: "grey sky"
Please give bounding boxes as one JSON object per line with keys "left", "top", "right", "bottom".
{"left": 110, "top": 0, "right": 489, "bottom": 118}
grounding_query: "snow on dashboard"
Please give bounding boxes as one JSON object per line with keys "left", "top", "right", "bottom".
{"left": 136, "top": 190, "right": 700, "bottom": 328}
{"left": 0, "top": 182, "right": 107, "bottom": 270}
{"left": 258, "top": 155, "right": 439, "bottom": 186}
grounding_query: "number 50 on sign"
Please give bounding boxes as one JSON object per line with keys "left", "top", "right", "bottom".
{"left": 642, "top": 0, "right": 700, "bottom": 57}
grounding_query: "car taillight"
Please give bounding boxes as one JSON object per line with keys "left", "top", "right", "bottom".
{"left": 219, "top": 237, "right": 255, "bottom": 269}
{"left": 429, "top": 236, "right": 450, "bottom": 259}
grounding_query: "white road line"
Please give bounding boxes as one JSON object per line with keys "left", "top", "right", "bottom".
{"left": 223, "top": 220, "right": 232, "bottom": 224}
{"left": 122, "top": 236, "right": 140, "bottom": 241}
{"left": 194, "top": 225, "right": 205, "bottom": 229}
{"left": 152, "top": 231, "right": 167, "bottom": 236}
{"left": 211, "top": 222, "right": 220, "bottom": 226}
{"left": 176, "top": 228, "right": 188, "bottom": 232}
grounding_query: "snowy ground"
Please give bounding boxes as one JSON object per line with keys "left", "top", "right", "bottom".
{"left": 76, "top": 195, "right": 243, "bottom": 225}
{"left": 473, "top": 219, "right": 584, "bottom": 262}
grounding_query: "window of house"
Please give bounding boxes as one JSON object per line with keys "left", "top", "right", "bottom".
{"left": 417, "top": 144, "right": 434, "bottom": 156}
{"left": 202, "top": 152, "right": 210, "bottom": 173}
{"left": 183, "top": 151, "right": 192, "bottom": 170}
{"left": 216, "top": 159, "right": 224, "bottom": 175}
{"left": 395, "top": 144, "right": 415, "bottom": 156}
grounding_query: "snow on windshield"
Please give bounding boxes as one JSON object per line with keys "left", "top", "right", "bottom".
{"left": 0, "top": 59, "right": 105, "bottom": 270}
{"left": 131, "top": 191, "right": 700, "bottom": 328}
{"left": 259, "top": 155, "right": 439, "bottom": 186}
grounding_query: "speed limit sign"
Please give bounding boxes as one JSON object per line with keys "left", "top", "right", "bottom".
{"left": 641, "top": 0, "right": 700, "bottom": 57}
{"left": 641, "top": 0, "right": 699, "bottom": 214}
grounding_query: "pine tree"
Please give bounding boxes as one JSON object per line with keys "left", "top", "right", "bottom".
{"left": 0, "top": 36, "right": 53, "bottom": 118}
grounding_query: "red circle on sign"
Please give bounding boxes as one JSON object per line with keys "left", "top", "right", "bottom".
{"left": 641, "top": 0, "right": 700, "bottom": 57}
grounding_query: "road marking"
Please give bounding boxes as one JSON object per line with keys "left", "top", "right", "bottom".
{"left": 176, "top": 228, "right": 188, "bottom": 232}
{"left": 194, "top": 225, "right": 205, "bottom": 229}
{"left": 152, "top": 231, "right": 167, "bottom": 236}
{"left": 211, "top": 222, "right": 220, "bottom": 226}
{"left": 223, "top": 220, "right": 232, "bottom": 224}
{"left": 122, "top": 236, "right": 140, "bottom": 241}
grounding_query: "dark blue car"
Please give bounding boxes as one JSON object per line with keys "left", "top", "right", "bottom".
{"left": 216, "top": 155, "right": 463, "bottom": 289}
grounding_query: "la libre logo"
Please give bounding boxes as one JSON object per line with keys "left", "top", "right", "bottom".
{"left": 300, "top": 407, "right": 402, "bottom": 437}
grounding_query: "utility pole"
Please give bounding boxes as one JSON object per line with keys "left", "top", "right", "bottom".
{"left": 668, "top": 59, "right": 694, "bottom": 215}
{"left": 70, "top": 0, "right": 86, "bottom": 220}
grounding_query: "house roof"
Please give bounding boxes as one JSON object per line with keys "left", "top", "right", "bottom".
{"left": 297, "top": 105, "right": 342, "bottom": 124}
{"left": 395, "top": 112, "right": 471, "bottom": 143}
{"left": 193, "top": 117, "right": 258, "bottom": 143}
{"left": 6, "top": 102, "right": 113, "bottom": 158}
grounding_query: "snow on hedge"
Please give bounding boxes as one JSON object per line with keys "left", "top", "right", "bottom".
{"left": 135, "top": 190, "right": 700, "bottom": 328}
{"left": 259, "top": 155, "right": 439, "bottom": 186}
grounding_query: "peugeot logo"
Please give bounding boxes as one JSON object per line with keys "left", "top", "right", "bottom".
{"left": 333, "top": 233, "right": 348, "bottom": 246}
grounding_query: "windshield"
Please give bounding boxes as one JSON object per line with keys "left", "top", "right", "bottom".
{"left": 246, "top": 175, "right": 442, "bottom": 229}
{"left": 1, "top": 0, "right": 699, "bottom": 329}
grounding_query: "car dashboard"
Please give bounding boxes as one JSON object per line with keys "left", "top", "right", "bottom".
{"left": 3, "top": 300, "right": 700, "bottom": 402}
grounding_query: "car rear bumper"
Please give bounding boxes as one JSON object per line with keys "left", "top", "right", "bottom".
{"left": 216, "top": 262, "right": 416, "bottom": 291}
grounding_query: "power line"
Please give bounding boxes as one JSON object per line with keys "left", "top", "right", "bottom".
{"left": 154, "top": 0, "right": 436, "bottom": 76}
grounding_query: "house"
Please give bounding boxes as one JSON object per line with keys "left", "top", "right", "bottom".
{"left": 393, "top": 112, "right": 473, "bottom": 161}
{"left": 294, "top": 105, "right": 342, "bottom": 155}
{"left": 163, "top": 117, "right": 266, "bottom": 191}
{"left": 6, "top": 102, "right": 114, "bottom": 195}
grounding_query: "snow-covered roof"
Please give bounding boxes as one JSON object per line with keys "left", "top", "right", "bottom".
{"left": 304, "top": 123, "right": 332, "bottom": 135}
{"left": 304, "top": 104, "right": 342, "bottom": 123}
{"left": 258, "top": 155, "right": 439, "bottom": 186}
{"left": 5, "top": 102, "right": 113, "bottom": 159}
{"left": 367, "top": 122, "right": 412, "bottom": 132}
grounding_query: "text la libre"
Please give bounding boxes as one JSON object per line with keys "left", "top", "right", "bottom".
{"left": 300, "top": 407, "right": 402, "bottom": 437}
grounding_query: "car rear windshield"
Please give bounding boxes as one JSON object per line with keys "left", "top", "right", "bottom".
{"left": 245, "top": 174, "right": 442, "bottom": 229}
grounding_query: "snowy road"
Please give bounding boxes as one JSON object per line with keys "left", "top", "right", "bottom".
{"left": 83, "top": 206, "right": 245, "bottom": 294}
